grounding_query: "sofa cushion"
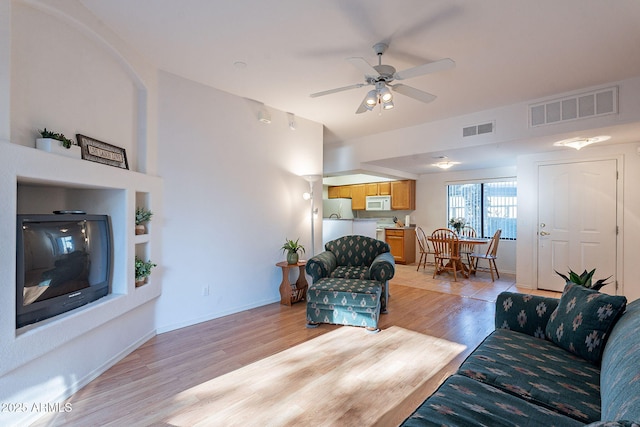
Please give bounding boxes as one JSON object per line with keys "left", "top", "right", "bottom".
{"left": 546, "top": 283, "right": 627, "bottom": 364}
{"left": 459, "top": 329, "right": 601, "bottom": 423}
{"left": 600, "top": 298, "right": 640, "bottom": 423}
{"left": 401, "top": 374, "right": 584, "bottom": 427}
{"left": 324, "top": 235, "right": 389, "bottom": 267}
{"left": 495, "top": 292, "right": 560, "bottom": 338}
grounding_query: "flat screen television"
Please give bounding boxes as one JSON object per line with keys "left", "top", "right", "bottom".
{"left": 16, "top": 214, "right": 113, "bottom": 328}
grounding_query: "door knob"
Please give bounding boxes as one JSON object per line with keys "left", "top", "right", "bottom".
{"left": 539, "top": 231, "right": 550, "bottom": 236}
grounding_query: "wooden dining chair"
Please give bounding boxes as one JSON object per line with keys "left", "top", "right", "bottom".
{"left": 415, "top": 226, "right": 435, "bottom": 271}
{"left": 470, "top": 229, "right": 502, "bottom": 281}
{"left": 458, "top": 226, "right": 477, "bottom": 268}
{"left": 430, "top": 228, "right": 460, "bottom": 281}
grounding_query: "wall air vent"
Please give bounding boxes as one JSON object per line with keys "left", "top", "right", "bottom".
{"left": 463, "top": 121, "right": 494, "bottom": 138}
{"left": 529, "top": 86, "right": 617, "bottom": 127}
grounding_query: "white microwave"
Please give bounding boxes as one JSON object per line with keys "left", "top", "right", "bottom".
{"left": 366, "top": 195, "right": 391, "bottom": 211}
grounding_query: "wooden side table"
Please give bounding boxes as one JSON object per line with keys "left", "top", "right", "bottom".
{"left": 276, "top": 261, "right": 308, "bottom": 306}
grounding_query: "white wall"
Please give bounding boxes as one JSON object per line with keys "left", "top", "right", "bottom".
{"left": 154, "top": 72, "right": 323, "bottom": 332}
{"left": 1, "top": 2, "right": 161, "bottom": 426}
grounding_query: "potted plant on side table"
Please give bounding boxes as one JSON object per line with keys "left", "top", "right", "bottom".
{"left": 135, "top": 207, "right": 153, "bottom": 235}
{"left": 281, "top": 238, "right": 305, "bottom": 265}
{"left": 135, "top": 256, "right": 157, "bottom": 287}
{"left": 36, "top": 128, "right": 81, "bottom": 159}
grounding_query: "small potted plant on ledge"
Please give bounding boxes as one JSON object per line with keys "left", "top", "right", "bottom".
{"left": 135, "top": 256, "right": 157, "bottom": 287}
{"left": 135, "top": 207, "right": 153, "bottom": 235}
{"left": 36, "top": 128, "right": 81, "bottom": 159}
{"left": 555, "top": 268, "right": 612, "bottom": 291}
{"left": 281, "top": 238, "right": 305, "bottom": 265}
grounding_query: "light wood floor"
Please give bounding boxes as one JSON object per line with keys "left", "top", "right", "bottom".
{"left": 32, "top": 263, "right": 559, "bottom": 426}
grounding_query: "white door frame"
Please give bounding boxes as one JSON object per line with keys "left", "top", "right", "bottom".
{"left": 532, "top": 155, "right": 624, "bottom": 295}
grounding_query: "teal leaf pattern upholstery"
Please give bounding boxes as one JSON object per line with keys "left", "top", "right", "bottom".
{"left": 495, "top": 292, "right": 559, "bottom": 338}
{"left": 402, "top": 374, "right": 584, "bottom": 427}
{"left": 306, "top": 277, "right": 381, "bottom": 329}
{"left": 585, "top": 422, "right": 640, "bottom": 427}
{"left": 459, "top": 329, "right": 601, "bottom": 423}
{"left": 600, "top": 299, "right": 640, "bottom": 422}
{"left": 324, "top": 235, "right": 390, "bottom": 266}
{"left": 546, "top": 284, "right": 627, "bottom": 364}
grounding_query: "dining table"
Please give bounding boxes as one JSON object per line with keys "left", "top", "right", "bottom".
{"left": 428, "top": 235, "right": 489, "bottom": 278}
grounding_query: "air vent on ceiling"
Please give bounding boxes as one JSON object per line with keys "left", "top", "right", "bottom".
{"left": 463, "top": 121, "right": 494, "bottom": 137}
{"left": 529, "top": 86, "right": 617, "bottom": 127}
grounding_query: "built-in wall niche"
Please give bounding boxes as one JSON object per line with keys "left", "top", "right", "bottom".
{"left": 135, "top": 191, "right": 152, "bottom": 236}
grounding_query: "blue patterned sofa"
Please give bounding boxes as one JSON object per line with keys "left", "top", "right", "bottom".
{"left": 305, "top": 235, "right": 395, "bottom": 331}
{"left": 402, "top": 286, "right": 640, "bottom": 426}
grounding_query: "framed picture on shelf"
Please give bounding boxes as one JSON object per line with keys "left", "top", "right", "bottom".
{"left": 76, "top": 134, "right": 129, "bottom": 170}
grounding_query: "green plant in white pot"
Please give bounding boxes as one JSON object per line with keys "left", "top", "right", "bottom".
{"left": 281, "top": 238, "right": 305, "bottom": 265}
{"left": 135, "top": 256, "right": 157, "bottom": 287}
{"left": 36, "top": 128, "right": 81, "bottom": 158}
{"left": 135, "top": 207, "right": 153, "bottom": 235}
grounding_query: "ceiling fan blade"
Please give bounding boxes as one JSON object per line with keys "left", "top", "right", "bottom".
{"left": 391, "top": 84, "right": 437, "bottom": 104}
{"left": 347, "top": 57, "right": 380, "bottom": 78}
{"left": 394, "top": 58, "right": 455, "bottom": 80}
{"left": 310, "top": 83, "right": 366, "bottom": 98}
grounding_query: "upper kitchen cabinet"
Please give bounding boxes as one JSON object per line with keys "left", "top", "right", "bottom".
{"left": 391, "top": 180, "right": 416, "bottom": 210}
{"left": 350, "top": 184, "right": 366, "bottom": 210}
{"left": 328, "top": 185, "right": 352, "bottom": 199}
{"left": 378, "top": 182, "right": 391, "bottom": 195}
{"left": 365, "top": 183, "right": 378, "bottom": 196}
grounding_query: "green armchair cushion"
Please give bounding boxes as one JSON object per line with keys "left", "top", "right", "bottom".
{"left": 495, "top": 292, "right": 560, "bottom": 339}
{"left": 545, "top": 283, "right": 626, "bottom": 364}
{"left": 324, "top": 235, "right": 390, "bottom": 267}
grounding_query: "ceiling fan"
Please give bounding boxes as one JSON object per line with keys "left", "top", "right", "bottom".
{"left": 310, "top": 43, "right": 455, "bottom": 114}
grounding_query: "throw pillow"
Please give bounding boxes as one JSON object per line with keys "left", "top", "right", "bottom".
{"left": 545, "top": 283, "right": 627, "bottom": 364}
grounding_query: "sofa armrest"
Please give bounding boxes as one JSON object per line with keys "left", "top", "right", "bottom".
{"left": 369, "top": 252, "right": 395, "bottom": 282}
{"left": 495, "top": 291, "right": 560, "bottom": 339}
{"left": 305, "top": 251, "right": 337, "bottom": 283}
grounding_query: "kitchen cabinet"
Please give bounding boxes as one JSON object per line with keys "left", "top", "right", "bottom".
{"left": 385, "top": 228, "right": 416, "bottom": 265}
{"left": 350, "top": 184, "right": 366, "bottom": 210}
{"left": 328, "top": 186, "right": 340, "bottom": 199}
{"left": 365, "top": 183, "right": 379, "bottom": 196}
{"left": 338, "top": 185, "right": 352, "bottom": 198}
{"left": 391, "top": 180, "right": 415, "bottom": 210}
{"left": 378, "top": 182, "right": 391, "bottom": 195}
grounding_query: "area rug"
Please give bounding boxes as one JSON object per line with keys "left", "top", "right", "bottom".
{"left": 164, "top": 326, "right": 466, "bottom": 426}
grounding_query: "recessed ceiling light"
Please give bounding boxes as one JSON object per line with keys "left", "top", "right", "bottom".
{"left": 553, "top": 135, "right": 611, "bottom": 150}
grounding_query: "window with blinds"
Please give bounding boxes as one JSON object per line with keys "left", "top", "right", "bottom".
{"left": 447, "top": 180, "right": 517, "bottom": 239}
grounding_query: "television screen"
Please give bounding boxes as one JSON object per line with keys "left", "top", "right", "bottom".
{"left": 16, "top": 214, "right": 112, "bottom": 328}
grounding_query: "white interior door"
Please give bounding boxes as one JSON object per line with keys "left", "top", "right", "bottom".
{"left": 537, "top": 160, "right": 617, "bottom": 292}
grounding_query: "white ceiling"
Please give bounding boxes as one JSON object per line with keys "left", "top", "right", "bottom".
{"left": 79, "top": 0, "right": 640, "bottom": 175}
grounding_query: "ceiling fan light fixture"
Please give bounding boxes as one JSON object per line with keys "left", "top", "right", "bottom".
{"left": 382, "top": 100, "right": 394, "bottom": 110}
{"left": 379, "top": 86, "right": 392, "bottom": 102}
{"left": 365, "top": 90, "right": 378, "bottom": 106}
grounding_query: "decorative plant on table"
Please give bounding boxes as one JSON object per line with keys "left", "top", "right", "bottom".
{"left": 38, "top": 128, "right": 75, "bottom": 149}
{"left": 281, "top": 238, "right": 305, "bottom": 265}
{"left": 135, "top": 207, "right": 154, "bottom": 235}
{"left": 555, "top": 268, "right": 612, "bottom": 291}
{"left": 448, "top": 217, "right": 466, "bottom": 234}
{"left": 135, "top": 256, "right": 157, "bottom": 287}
